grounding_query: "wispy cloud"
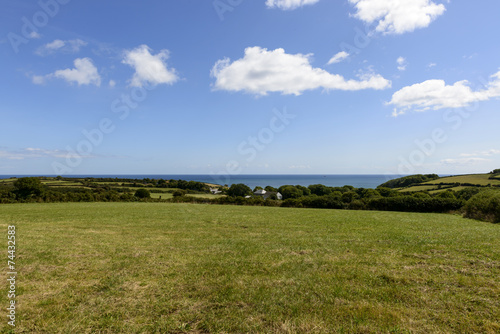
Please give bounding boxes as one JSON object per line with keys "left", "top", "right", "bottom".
{"left": 397, "top": 57, "right": 407, "bottom": 71}
{"left": 35, "top": 39, "right": 87, "bottom": 56}
{"left": 349, "top": 0, "right": 446, "bottom": 35}
{"left": 211, "top": 46, "right": 391, "bottom": 96}
{"left": 439, "top": 149, "right": 500, "bottom": 167}
{"left": 266, "top": 0, "right": 320, "bottom": 10}
{"left": 440, "top": 157, "right": 490, "bottom": 166}
{"left": 327, "top": 51, "right": 350, "bottom": 65}
{"left": 459, "top": 149, "right": 500, "bottom": 158}
{"left": 288, "top": 165, "right": 312, "bottom": 169}
{"left": 0, "top": 148, "right": 85, "bottom": 160}
{"left": 29, "top": 31, "right": 41, "bottom": 39}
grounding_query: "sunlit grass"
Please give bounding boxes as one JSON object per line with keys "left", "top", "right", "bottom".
{"left": 1, "top": 203, "right": 499, "bottom": 333}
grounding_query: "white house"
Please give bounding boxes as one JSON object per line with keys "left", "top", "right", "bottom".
{"left": 210, "top": 187, "right": 222, "bottom": 195}
{"left": 253, "top": 189, "right": 282, "bottom": 200}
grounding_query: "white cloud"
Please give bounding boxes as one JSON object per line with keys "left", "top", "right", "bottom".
{"left": 427, "top": 62, "right": 437, "bottom": 68}
{"left": 397, "top": 56, "right": 407, "bottom": 71}
{"left": 53, "top": 58, "right": 101, "bottom": 86}
{"left": 439, "top": 149, "right": 500, "bottom": 168}
{"left": 109, "top": 80, "right": 116, "bottom": 88}
{"left": 211, "top": 47, "right": 391, "bottom": 96}
{"left": 45, "top": 39, "right": 65, "bottom": 50}
{"left": 327, "top": 51, "right": 350, "bottom": 65}
{"left": 288, "top": 165, "right": 312, "bottom": 169}
{"left": 388, "top": 70, "right": 500, "bottom": 116}
{"left": 122, "top": 45, "right": 179, "bottom": 88}
{"left": 32, "top": 75, "right": 46, "bottom": 85}
{"left": 0, "top": 148, "right": 83, "bottom": 160}
{"left": 36, "top": 39, "right": 87, "bottom": 56}
{"left": 440, "top": 158, "right": 490, "bottom": 166}
{"left": 266, "top": 0, "right": 320, "bottom": 10}
{"left": 460, "top": 149, "right": 500, "bottom": 158}
{"left": 29, "top": 31, "right": 41, "bottom": 39}
{"left": 349, "top": 0, "right": 446, "bottom": 35}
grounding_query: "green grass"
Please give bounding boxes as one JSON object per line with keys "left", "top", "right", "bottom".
{"left": 399, "top": 185, "right": 439, "bottom": 192}
{"left": 1, "top": 203, "right": 499, "bottom": 333}
{"left": 188, "top": 194, "right": 227, "bottom": 199}
{"left": 423, "top": 174, "right": 500, "bottom": 186}
{"left": 149, "top": 192, "right": 173, "bottom": 199}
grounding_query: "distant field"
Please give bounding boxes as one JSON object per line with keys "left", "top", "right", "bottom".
{"left": 1, "top": 203, "right": 499, "bottom": 333}
{"left": 399, "top": 185, "right": 439, "bottom": 192}
{"left": 423, "top": 174, "right": 500, "bottom": 186}
{"left": 188, "top": 193, "right": 226, "bottom": 199}
{"left": 428, "top": 186, "right": 469, "bottom": 194}
{"left": 148, "top": 192, "right": 173, "bottom": 199}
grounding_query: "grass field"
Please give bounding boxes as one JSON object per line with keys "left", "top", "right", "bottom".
{"left": 1, "top": 203, "right": 499, "bottom": 333}
{"left": 423, "top": 174, "right": 500, "bottom": 186}
{"left": 398, "top": 185, "right": 439, "bottom": 192}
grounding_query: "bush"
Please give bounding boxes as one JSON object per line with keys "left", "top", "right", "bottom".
{"left": 173, "top": 190, "right": 187, "bottom": 197}
{"left": 368, "top": 196, "right": 464, "bottom": 213}
{"left": 14, "top": 177, "right": 45, "bottom": 199}
{"left": 134, "top": 189, "right": 151, "bottom": 199}
{"left": 464, "top": 190, "right": 500, "bottom": 223}
{"left": 279, "top": 185, "right": 303, "bottom": 200}
{"left": 308, "top": 184, "right": 332, "bottom": 196}
{"left": 227, "top": 184, "right": 252, "bottom": 197}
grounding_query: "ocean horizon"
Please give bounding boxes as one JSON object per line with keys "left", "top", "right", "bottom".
{"left": 0, "top": 174, "right": 407, "bottom": 189}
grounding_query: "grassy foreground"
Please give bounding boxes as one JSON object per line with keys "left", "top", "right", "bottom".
{"left": 1, "top": 203, "right": 499, "bottom": 333}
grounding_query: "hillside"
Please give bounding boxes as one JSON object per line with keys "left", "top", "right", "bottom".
{"left": 395, "top": 171, "right": 500, "bottom": 194}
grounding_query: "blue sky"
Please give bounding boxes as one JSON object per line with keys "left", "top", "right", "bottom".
{"left": 1, "top": 0, "right": 499, "bottom": 175}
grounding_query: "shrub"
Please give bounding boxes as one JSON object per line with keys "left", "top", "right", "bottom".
{"left": 278, "top": 185, "right": 303, "bottom": 200}
{"left": 134, "top": 189, "right": 151, "bottom": 199}
{"left": 14, "top": 177, "right": 45, "bottom": 199}
{"left": 464, "top": 190, "right": 500, "bottom": 223}
{"left": 227, "top": 184, "right": 252, "bottom": 197}
{"left": 308, "top": 184, "right": 332, "bottom": 196}
{"left": 173, "top": 190, "right": 187, "bottom": 197}
{"left": 368, "top": 196, "right": 464, "bottom": 213}
{"left": 456, "top": 187, "right": 482, "bottom": 201}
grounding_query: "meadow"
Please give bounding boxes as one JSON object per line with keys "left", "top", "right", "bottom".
{"left": 1, "top": 203, "right": 499, "bottom": 333}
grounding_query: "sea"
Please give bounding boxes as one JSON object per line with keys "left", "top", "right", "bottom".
{"left": 0, "top": 174, "right": 404, "bottom": 189}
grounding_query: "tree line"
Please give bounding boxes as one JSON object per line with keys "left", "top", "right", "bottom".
{"left": 1, "top": 177, "right": 498, "bottom": 224}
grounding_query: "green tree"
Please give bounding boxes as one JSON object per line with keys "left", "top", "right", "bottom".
{"left": 436, "top": 190, "right": 456, "bottom": 199}
{"left": 464, "top": 190, "right": 500, "bottom": 223}
{"left": 134, "top": 189, "right": 151, "bottom": 199}
{"left": 279, "top": 185, "right": 303, "bottom": 200}
{"left": 308, "top": 184, "right": 331, "bottom": 196}
{"left": 295, "top": 185, "right": 311, "bottom": 196}
{"left": 227, "top": 184, "right": 252, "bottom": 197}
{"left": 253, "top": 186, "right": 263, "bottom": 192}
{"left": 14, "top": 177, "right": 45, "bottom": 199}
